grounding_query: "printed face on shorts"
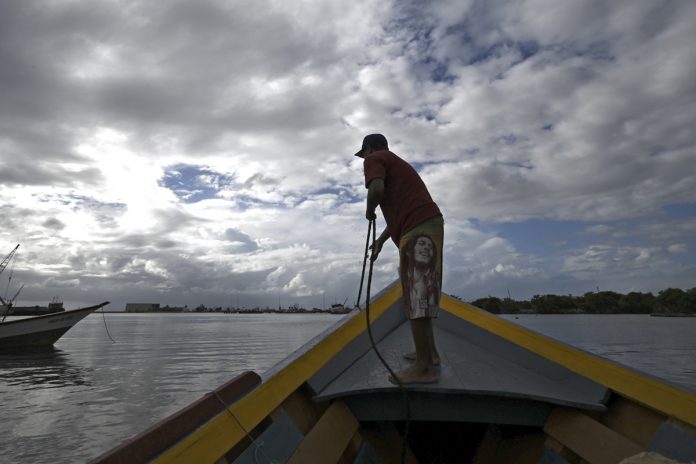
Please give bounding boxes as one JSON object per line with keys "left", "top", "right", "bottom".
{"left": 413, "top": 236, "right": 434, "bottom": 264}
{"left": 400, "top": 233, "right": 440, "bottom": 319}
{"left": 398, "top": 217, "right": 444, "bottom": 319}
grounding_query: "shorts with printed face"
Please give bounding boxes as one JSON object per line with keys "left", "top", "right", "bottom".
{"left": 399, "top": 216, "right": 444, "bottom": 319}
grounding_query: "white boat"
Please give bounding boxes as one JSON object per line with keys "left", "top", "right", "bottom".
{"left": 0, "top": 301, "right": 109, "bottom": 349}
{"left": 0, "top": 244, "right": 110, "bottom": 349}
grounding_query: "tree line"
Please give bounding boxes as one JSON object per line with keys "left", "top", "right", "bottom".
{"left": 468, "top": 287, "right": 696, "bottom": 315}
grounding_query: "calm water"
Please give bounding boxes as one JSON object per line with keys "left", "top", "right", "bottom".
{"left": 1, "top": 312, "right": 695, "bottom": 463}
{"left": 0, "top": 313, "right": 343, "bottom": 463}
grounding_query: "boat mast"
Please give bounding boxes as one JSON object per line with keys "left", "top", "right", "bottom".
{"left": 0, "top": 244, "right": 21, "bottom": 322}
{"left": 0, "top": 244, "right": 19, "bottom": 277}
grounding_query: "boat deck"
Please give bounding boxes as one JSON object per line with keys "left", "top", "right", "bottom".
{"left": 310, "top": 300, "right": 609, "bottom": 425}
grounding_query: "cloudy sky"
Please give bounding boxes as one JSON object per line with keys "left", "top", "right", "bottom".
{"left": 1, "top": 0, "right": 695, "bottom": 310}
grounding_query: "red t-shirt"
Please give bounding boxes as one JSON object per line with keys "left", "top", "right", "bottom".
{"left": 364, "top": 150, "right": 442, "bottom": 245}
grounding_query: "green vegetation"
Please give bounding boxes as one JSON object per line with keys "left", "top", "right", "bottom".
{"left": 469, "top": 288, "right": 696, "bottom": 315}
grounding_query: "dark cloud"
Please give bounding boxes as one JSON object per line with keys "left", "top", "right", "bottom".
{"left": 243, "top": 173, "right": 279, "bottom": 188}
{"left": 223, "top": 228, "right": 258, "bottom": 253}
{"left": 0, "top": 160, "right": 103, "bottom": 187}
{"left": 42, "top": 218, "right": 66, "bottom": 230}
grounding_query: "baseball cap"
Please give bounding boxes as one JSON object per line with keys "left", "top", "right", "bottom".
{"left": 354, "top": 133, "right": 389, "bottom": 157}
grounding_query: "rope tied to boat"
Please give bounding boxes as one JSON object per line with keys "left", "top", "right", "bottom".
{"left": 358, "top": 218, "right": 412, "bottom": 464}
{"left": 101, "top": 307, "right": 116, "bottom": 343}
{"left": 211, "top": 390, "right": 279, "bottom": 464}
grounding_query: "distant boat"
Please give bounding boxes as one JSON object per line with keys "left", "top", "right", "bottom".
{"left": 0, "top": 301, "right": 109, "bottom": 349}
{"left": 0, "top": 244, "right": 110, "bottom": 348}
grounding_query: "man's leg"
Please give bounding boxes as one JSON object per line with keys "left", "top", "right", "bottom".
{"left": 426, "top": 319, "right": 440, "bottom": 363}
{"left": 403, "top": 331, "right": 440, "bottom": 365}
{"left": 394, "top": 216, "right": 444, "bottom": 384}
{"left": 390, "top": 317, "right": 439, "bottom": 384}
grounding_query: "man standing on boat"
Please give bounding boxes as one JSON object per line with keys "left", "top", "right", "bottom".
{"left": 354, "top": 133, "right": 444, "bottom": 384}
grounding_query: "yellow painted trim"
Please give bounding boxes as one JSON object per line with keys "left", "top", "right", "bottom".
{"left": 153, "top": 283, "right": 402, "bottom": 464}
{"left": 440, "top": 295, "right": 696, "bottom": 427}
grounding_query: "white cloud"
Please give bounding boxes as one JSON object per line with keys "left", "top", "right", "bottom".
{"left": 668, "top": 244, "right": 687, "bottom": 254}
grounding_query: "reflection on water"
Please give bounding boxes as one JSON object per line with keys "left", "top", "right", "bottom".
{"left": 0, "top": 348, "right": 92, "bottom": 389}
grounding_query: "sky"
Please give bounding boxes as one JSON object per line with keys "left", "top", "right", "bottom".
{"left": 1, "top": 0, "right": 695, "bottom": 310}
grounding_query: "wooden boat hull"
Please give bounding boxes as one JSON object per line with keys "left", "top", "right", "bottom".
{"left": 0, "top": 302, "right": 109, "bottom": 348}
{"left": 92, "top": 283, "right": 696, "bottom": 463}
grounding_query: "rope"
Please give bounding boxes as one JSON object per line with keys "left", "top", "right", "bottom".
{"left": 211, "top": 390, "right": 278, "bottom": 464}
{"left": 101, "top": 308, "right": 116, "bottom": 343}
{"left": 355, "top": 218, "right": 371, "bottom": 309}
{"left": 360, "top": 219, "right": 412, "bottom": 464}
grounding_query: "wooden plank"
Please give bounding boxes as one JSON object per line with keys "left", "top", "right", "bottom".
{"left": 650, "top": 419, "right": 696, "bottom": 463}
{"left": 472, "top": 425, "right": 499, "bottom": 464}
{"left": 227, "top": 410, "right": 303, "bottom": 464}
{"left": 287, "top": 401, "right": 359, "bottom": 464}
{"left": 545, "top": 436, "right": 581, "bottom": 464}
{"left": 362, "top": 422, "right": 419, "bottom": 464}
{"left": 601, "top": 395, "right": 664, "bottom": 447}
{"left": 219, "top": 416, "right": 274, "bottom": 464}
{"left": 337, "top": 429, "right": 365, "bottom": 464}
{"left": 544, "top": 408, "right": 644, "bottom": 464}
{"left": 282, "top": 387, "right": 328, "bottom": 435}
{"left": 473, "top": 425, "right": 545, "bottom": 464}
{"left": 495, "top": 432, "right": 545, "bottom": 464}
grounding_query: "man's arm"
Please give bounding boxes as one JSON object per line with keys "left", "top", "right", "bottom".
{"left": 370, "top": 226, "right": 390, "bottom": 262}
{"left": 366, "top": 178, "right": 385, "bottom": 220}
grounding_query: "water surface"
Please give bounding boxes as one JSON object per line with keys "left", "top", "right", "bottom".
{"left": 0, "top": 313, "right": 341, "bottom": 463}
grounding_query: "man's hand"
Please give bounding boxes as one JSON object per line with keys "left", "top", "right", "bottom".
{"left": 366, "top": 208, "right": 377, "bottom": 221}
{"left": 369, "top": 236, "right": 385, "bottom": 262}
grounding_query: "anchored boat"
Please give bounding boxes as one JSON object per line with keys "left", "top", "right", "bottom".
{"left": 0, "top": 302, "right": 110, "bottom": 349}
{"left": 0, "top": 244, "right": 110, "bottom": 349}
{"left": 93, "top": 281, "right": 696, "bottom": 464}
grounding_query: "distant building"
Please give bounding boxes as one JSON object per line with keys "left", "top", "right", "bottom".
{"left": 160, "top": 305, "right": 185, "bottom": 312}
{"left": 125, "top": 303, "right": 160, "bottom": 313}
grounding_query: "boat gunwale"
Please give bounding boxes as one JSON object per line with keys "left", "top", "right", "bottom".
{"left": 440, "top": 294, "right": 696, "bottom": 427}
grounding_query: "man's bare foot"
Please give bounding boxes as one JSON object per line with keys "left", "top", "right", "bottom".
{"left": 388, "top": 364, "right": 439, "bottom": 385}
{"left": 403, "top": 351, "right": 441, "bottom": 366}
